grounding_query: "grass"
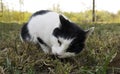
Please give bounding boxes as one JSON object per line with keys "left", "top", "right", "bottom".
{"left": 0, "top": 22, "right": 120, "bottom": 74}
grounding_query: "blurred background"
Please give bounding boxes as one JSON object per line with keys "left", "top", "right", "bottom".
{"left": 0, "top": 0, "right": 120, "bottom": 74}
{"left": 0, "top": 0, "right": 120, "bottom": 23}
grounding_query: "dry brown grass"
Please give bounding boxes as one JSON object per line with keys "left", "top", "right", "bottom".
{"left": 0, "top": 23, "right": 120, "bottom": 74}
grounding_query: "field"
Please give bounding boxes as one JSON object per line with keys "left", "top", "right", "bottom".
{"left": 0, "top": 22, "right": 120, "bottom": 74}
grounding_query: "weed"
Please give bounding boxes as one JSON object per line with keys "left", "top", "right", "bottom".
{"left": 0, "top": 23, "right": 120, "bottom": 74}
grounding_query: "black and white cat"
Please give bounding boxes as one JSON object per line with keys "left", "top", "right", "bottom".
{"left": 20, "top": 10, "right": 94, "bottom": 58}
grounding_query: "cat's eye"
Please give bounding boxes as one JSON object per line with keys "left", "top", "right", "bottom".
{"left": 58, "top": 40, "right": 61, "bottom": 46}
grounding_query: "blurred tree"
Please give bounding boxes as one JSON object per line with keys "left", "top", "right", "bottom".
{"left": 92, "top": 0, "right": 95, "bottom": 22}
{"left": 116, "top": 10, "right": 120, "bottom": 22}
{"left": 52, "top": 4, "right": 61, "bottom": 13}
{"left": 0, "top": 0, "right": 3, "bottom": 17}
{"left": 19, "top": 0, "right": 24, "bottom": 23}
{"left": 19, "top": 0, "right": 24, "bottom": 12}
{"left": 96, "top": 11, "right": 112, "bottom": 23}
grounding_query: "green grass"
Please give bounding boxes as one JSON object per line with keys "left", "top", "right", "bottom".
{"left": 0, "top": 22, "right": 120, "bottom": 74}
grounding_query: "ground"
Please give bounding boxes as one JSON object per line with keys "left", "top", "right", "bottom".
{"left": 0, "top": 22, "right": 120, "bottom": 74}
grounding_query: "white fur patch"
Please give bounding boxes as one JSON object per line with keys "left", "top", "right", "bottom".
{"left": 28, "top": 12, "right": 60, "bottom": 46}
{"left": 58, "top": 37, "right": 74, "bottom": 50}
{"left": 51, "top": 37, "right": 74, "bottom": 56}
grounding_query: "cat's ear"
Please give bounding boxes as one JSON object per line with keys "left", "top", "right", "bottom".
{"left": 59, "top": 15, "right": 70, "bottom": 25}
{"left": 85, "top": 27, "right": 95, "bottom": 37}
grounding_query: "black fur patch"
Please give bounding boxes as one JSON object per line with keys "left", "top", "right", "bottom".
{"left": 53, "top": 15, "right": 85, "bottom": 39}
{"left": 66, "top": 36, "right": 85, "bottom": 54}
{"left": 32, "top": 10, "right": 51, "bottom": 17}
{"left": 37, "top": 37, "right": 47, "bottom": 46}
{"left": 53, "top": 15, "right": 86, "bottom": 54}
{"left": 21, "top": 23, "right": 31, "bottom": 41}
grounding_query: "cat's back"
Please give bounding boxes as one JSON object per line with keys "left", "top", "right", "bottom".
{"left": 26, "top": 10, "right": 61, "bottom": 44}
{"left": 28, "top": 10, "right": 60, "bottom": 32}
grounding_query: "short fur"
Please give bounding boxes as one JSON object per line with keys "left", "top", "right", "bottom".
{"left": 20, "top": 10, "right": 94, "bottom": 58}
